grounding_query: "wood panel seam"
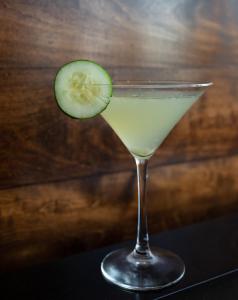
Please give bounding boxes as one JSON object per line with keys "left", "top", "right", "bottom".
{"left": 1, "top": 152, "right": 238, "bottom": 191}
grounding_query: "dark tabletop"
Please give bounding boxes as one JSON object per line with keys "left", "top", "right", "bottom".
{"left": 1, "top": 213, "right": 238, "bottom": 300}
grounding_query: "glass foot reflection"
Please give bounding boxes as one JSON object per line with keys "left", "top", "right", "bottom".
{"left": 101, "top": 247, "right": 185, "bottom": 291}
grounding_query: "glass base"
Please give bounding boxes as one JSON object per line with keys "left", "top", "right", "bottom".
{"left": 101, "top": 247, "right": 185, "bottom": 291}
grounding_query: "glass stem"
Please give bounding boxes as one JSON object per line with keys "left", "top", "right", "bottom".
{"left": 134, "top": 157, "right": 151, "bottom": 257}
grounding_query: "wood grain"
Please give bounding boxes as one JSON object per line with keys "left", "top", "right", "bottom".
{"left": 0, "top": 0, "right": 238, "bottom": 69}
{"left": 1, "top": 155, "right": 238, "bottom": 271}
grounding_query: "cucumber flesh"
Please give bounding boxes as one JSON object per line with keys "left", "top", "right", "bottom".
{"left": 54, "top": 60, "right": 112, "bottom": 119}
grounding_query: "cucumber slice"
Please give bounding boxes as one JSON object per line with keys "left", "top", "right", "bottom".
{"left": 54, "top": 60, "right": 112, "bottom": 119}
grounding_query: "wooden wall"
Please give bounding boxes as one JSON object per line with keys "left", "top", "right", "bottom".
{"left": 1, "top": 0, "right": 238, "bottom": 271}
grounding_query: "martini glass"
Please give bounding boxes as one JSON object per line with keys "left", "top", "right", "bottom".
{"left": 100, "top": 81, "right": 212, "bottom": 291}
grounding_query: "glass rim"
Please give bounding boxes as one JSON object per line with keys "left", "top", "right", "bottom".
{"left": 82, "top": 81, "right": 213, "bottom": 89}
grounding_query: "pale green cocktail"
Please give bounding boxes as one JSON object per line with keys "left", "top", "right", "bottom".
{"left": 102, "top": 93, "right": 199, "bottom": 159}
